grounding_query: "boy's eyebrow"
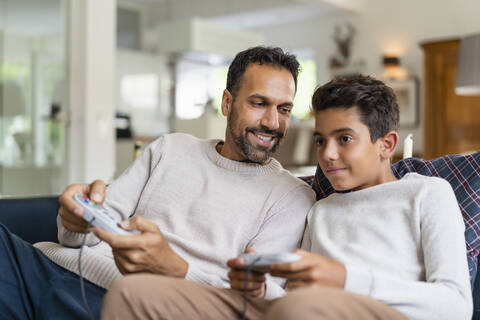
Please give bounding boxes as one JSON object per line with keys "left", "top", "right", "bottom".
{"left": 313, "top": 128, "right": 355, "bottom": 137}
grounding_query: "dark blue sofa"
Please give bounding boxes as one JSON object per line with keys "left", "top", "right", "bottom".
{"left": 0, "top": 195, "right": 479, "bottom": 319}
{"left": 0, "top": 196, "right": 59, "bottom": 244}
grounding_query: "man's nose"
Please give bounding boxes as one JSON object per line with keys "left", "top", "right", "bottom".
{"left": 260, "top": 107, "right": 280, "bottom": 130}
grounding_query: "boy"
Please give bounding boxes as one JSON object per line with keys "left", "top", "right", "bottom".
{"left": 230, "top": 75, "right": 473, "bottom": 319}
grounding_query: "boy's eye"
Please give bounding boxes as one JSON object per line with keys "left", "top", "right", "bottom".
{"left": 340, "top": 136, "right": 352, "bottom": 144}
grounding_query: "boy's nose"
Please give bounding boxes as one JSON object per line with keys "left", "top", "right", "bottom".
{"left": 322, "top": 141, "right": 339, "bottom": 161}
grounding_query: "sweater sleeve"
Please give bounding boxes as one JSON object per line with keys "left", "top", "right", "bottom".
{"left": 57, "top": 137, "right": 165, "bottom": 248}
{"left": 248, "top": 184, "right": 316, "bottom": 300}
{"left": 344, "top": 179, "right": 473, "bottom": 320}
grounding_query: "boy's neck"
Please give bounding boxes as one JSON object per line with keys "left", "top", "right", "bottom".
{"left": 351, "top": 162, "right": 398, "bottom": 192}
{"left": 373, "top": 162, "right": 398, "bottom": 186}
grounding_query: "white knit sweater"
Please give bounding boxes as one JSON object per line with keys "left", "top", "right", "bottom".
{"left": 302, "top": 173, "right": 472, "bottom": 320}
{"left": 35, "top": 133, "right": 315, "bottom": 299}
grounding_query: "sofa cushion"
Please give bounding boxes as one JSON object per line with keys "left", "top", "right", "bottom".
{"left": 303, "top": 151, "right": 480, "bottom": 285}
{"left": 0, "top": 196, "right": 59, "bottom": 244}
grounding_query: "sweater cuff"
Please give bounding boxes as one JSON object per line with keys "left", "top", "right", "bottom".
{"left": 264, "top": 278, "right": 286, "bottom": 300}
{"left": 344, "top": 264, "right": 373, "bottom": 296}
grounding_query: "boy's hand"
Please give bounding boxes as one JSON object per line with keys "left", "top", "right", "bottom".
{"left": 58, "top": 180, "right": 106, "bottom": 233}
{"left": 270, "top": 249, "right": 346, "bottom": 290}
{"left": 227, "top": 248, "right": 267, "bottom": 298}
{"left": 93, "top": 216, "right": 188, "bottom": 278}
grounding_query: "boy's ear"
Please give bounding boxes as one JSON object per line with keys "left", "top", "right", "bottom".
{"left": 378, "top": 130, "right": 399, "bottom": 160}
{"left": 221, "top": 89, "right": 233, "bottom": 117}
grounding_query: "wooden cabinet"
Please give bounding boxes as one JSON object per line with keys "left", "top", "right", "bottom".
{"left": 421, "top": 39, "right": 480, "bottom": 159}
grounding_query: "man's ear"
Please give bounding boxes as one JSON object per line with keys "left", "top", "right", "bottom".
{"left": 221, "top": 89, "right": 233, "bottom": 117}
{"left": 379, "top": 130, "right": 399, "bottom": 160}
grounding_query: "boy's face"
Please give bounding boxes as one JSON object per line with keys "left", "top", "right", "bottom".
{"left": 313, "top": 106, "right": 388, "bottom": 191}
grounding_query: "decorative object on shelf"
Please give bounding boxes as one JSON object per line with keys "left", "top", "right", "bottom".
{"left": 329, "top": 22, "right": 366, "bottom": 77}
{"left": 455, "top": 33, "right": 480, "bottom": 96}
{"left": 403, "top": 133, "right": 413, "bottom": 159}
{"left": 386, "top": 78, "right": 419, "bottom": 128}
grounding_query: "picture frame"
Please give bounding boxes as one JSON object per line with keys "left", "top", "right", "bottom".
{"left": 386, "top": 78, "right": 419, "bottom": 127}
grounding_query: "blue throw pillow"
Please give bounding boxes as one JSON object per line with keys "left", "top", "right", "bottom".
{"left": 304, "top": 151, "right": 480, "bottom": 287}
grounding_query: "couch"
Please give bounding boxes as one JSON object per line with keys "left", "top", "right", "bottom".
{"left": 0, "top": 152, "right": 479, "bottom": 319}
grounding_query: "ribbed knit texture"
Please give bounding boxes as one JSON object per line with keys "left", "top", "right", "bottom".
{"left": 302, "top": 173, "right": 472, "bottom": 320}
{"left": 35, "top": 133, "right": 315, "bottom": 299}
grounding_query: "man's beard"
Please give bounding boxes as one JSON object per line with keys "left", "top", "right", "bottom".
{"left": 227, "top": 106, "right": 284, "bottom": 164}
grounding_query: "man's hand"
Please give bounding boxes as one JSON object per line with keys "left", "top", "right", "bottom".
{"left": 270, "top": 249, "right": 346, "bottom": 290}
{"left": 227, "top": 248, "right": 266, "bottom": 298}
{"left": 58, "top": 180, "right": 107, "bottom": 233}
{"left": 93, "top": 216, "right": 188, "bottom": 278}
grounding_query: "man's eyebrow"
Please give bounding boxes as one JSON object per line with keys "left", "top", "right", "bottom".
{"left": 249, "top": 93, "right": 269, "bottom": 100}
{"left": 313, "top": 128, "right": 355, "bottom": 137}
{"left": 249, "top": 94, "right": 293, "bottom": 107}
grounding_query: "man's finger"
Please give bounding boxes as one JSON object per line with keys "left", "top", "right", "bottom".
{"left": 93, "top": 227, "right": 144, "bottom": 248}
{"left": 62, "top": 218, "right": 88, "bottom": 233}
{"left": 126, "top": 216, "right": 159, "bottom": 233}
{"left": 227, "top": 257, "right": 246, "bottom": 269}
{"left": 244, "top": 247, "right": 257, "bottom": 254}
{"left": 59, "top": 184, "right": 90, "bottom": 217}
{"left": 88, "top": 180, "right": 107, "bottom": 204}
{"left": 58, "top": 207, "right": 86, "bottom": 226}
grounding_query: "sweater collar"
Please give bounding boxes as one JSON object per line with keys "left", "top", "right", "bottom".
{"left": 206, "top": 140, "right": 283, "bottom": 175}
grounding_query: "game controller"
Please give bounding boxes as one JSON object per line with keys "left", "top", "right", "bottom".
{"left": 238, "top": 253, "right": 301, "bottom": 273}
{"left": 74, "top": 193, "right": 137, "bottom": 235}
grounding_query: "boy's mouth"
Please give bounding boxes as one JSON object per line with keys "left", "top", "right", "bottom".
{"left": 326, "top": 167, "right": 346, "bottom": 175}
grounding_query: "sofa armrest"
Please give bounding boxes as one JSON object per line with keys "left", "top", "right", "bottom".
{"left": 0, "top": 196, "right": 59, "bottom": 244}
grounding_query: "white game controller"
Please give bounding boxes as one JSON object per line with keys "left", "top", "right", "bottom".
{"left": 238, "top": 253, "right": 301, "bottom": 273}
{"left": 74, "top": 193, "right": 137, "bottom": 236}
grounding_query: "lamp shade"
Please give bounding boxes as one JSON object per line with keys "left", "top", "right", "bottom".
{"left": 455, "top": 33, "right": 480, "bottom": 96}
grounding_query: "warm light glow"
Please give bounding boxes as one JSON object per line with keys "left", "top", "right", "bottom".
{"left": 383, "top": 66, "right": 408, "bottom": 81}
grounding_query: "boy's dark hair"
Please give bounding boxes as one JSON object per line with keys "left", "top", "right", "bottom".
{"left": 311, "top": 75, "right": 399, "bottom": 142}
{"left": 226, "top": 46, "right": 300, "bottom": 98}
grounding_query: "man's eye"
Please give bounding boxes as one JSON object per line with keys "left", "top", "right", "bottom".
{"left": 279, "top": 107, "right": 291, "bottom": 114}
{"left": 340, "top": 136, "right": 352, "bottom": 143}
{"left": 252, "top": 101, "right": 264, "bottom": 106}
{"left": 315, "top": 139, "right": 325, "bottom": 147}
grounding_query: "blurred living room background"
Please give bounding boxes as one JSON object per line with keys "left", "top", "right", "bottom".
{"left": 0, "top": 0, "right": 479, "bottom": 197}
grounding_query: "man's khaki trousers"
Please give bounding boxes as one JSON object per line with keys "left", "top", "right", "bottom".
{"left": 101, "top": 275, "right": 407, "bottom": 320}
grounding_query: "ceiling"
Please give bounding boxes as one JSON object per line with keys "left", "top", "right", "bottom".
{"left": 0, "top": 0, "right": 363, "bottom": 37}
{"left": 124, "top": 0, "right": 363, "bottom": 29}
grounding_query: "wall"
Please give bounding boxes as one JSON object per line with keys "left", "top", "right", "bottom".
{"left": 116, "top": 50, "right": 170, "bottom": 137}
{"left": 255, "top": 0, "right": 480, "bottom": 156}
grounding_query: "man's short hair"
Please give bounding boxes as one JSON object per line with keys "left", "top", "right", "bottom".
{"left": 311, "top": 75, "right": 399, "bottom": 142}
{"left": 226, "top": 46, "right": 300, "bottom": 98}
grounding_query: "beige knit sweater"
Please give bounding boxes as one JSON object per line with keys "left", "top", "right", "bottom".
{"left": 35, "top": 133, "right": 315, "bottom": 299}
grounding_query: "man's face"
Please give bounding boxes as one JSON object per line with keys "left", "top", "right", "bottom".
{"left": 314, "top": 106, "right": 385, "bottom": 191}
{"left": 221, "top": 63, "right": 296, "bottom": 164}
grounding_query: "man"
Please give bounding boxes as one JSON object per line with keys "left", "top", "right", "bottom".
{"left": 0, "top": 46, "right": 315, "bottom": 319}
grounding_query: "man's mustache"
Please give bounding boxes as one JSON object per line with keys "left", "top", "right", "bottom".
{"left": 245, "top": 126, "right": 284, "bottom": 139}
